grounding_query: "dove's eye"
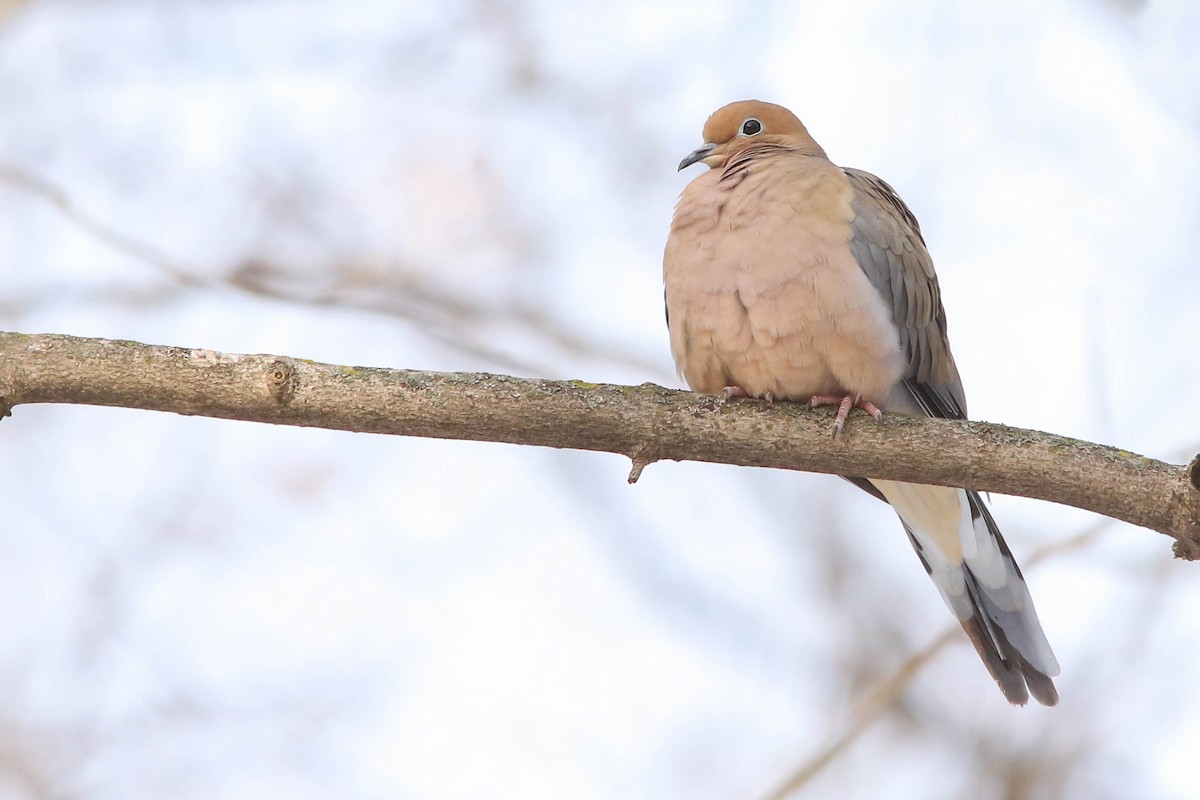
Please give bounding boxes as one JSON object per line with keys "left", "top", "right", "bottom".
{"left": 740, "top": 118, "right": 762, "bottom": 136}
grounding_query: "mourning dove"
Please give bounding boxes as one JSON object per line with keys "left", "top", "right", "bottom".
{"left": 663, "top": 100, "right": 1060, "bottom": 706}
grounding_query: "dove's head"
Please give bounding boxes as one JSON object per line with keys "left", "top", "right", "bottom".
{"left": 678, "top": 100, "right": 825, "bottom": 171}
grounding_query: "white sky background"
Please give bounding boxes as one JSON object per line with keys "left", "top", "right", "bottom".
{"left": 1, "top": 0, "right": 1199, "bottom": 798}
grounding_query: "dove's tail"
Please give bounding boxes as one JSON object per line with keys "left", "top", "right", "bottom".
{"left": 900, "top": 489, "right": 1059, "bottom": 706}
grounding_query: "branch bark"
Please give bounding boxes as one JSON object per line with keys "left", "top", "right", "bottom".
{"left": 2, "top": 331, "right": 1198, "bottom": 556}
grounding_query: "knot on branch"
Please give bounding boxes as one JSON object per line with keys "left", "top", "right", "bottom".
{"left": 1189, "top": 454, "right": 1200, "bottom": 493}
{"left": 1173, "top": 538, "right": 1200, "bottom": 561}
{"left": 267, "top": 359, "right": 298, "bottom": 405}
{"left": 627, "top": 444, "right": 659, "bottom": 484}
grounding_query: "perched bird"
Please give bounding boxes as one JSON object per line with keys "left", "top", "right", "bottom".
{"left": 663, "top": 100, "right": 1059, "bottom": 705}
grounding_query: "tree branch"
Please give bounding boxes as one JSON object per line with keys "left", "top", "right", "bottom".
{"left": 2, "top": 331, "right": 1197, "bottom": 556}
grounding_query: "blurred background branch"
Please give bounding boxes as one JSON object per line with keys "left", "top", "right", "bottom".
{"left": 0, "top": 161, "right": 661, "bottom": 377}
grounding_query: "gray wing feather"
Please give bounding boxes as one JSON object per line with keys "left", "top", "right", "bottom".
{"left": 843, "top": 167, "right": 966, "bottom": 419}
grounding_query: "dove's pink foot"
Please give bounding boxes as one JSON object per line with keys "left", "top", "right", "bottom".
{"left": 809, "top": 394, "right": 883, "bottom": 437}
{"left": 721, "top": 385, "right": 748, "bottom": 402}
{"left": 722, "top": 386, "right": 775, "bottom": 404}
